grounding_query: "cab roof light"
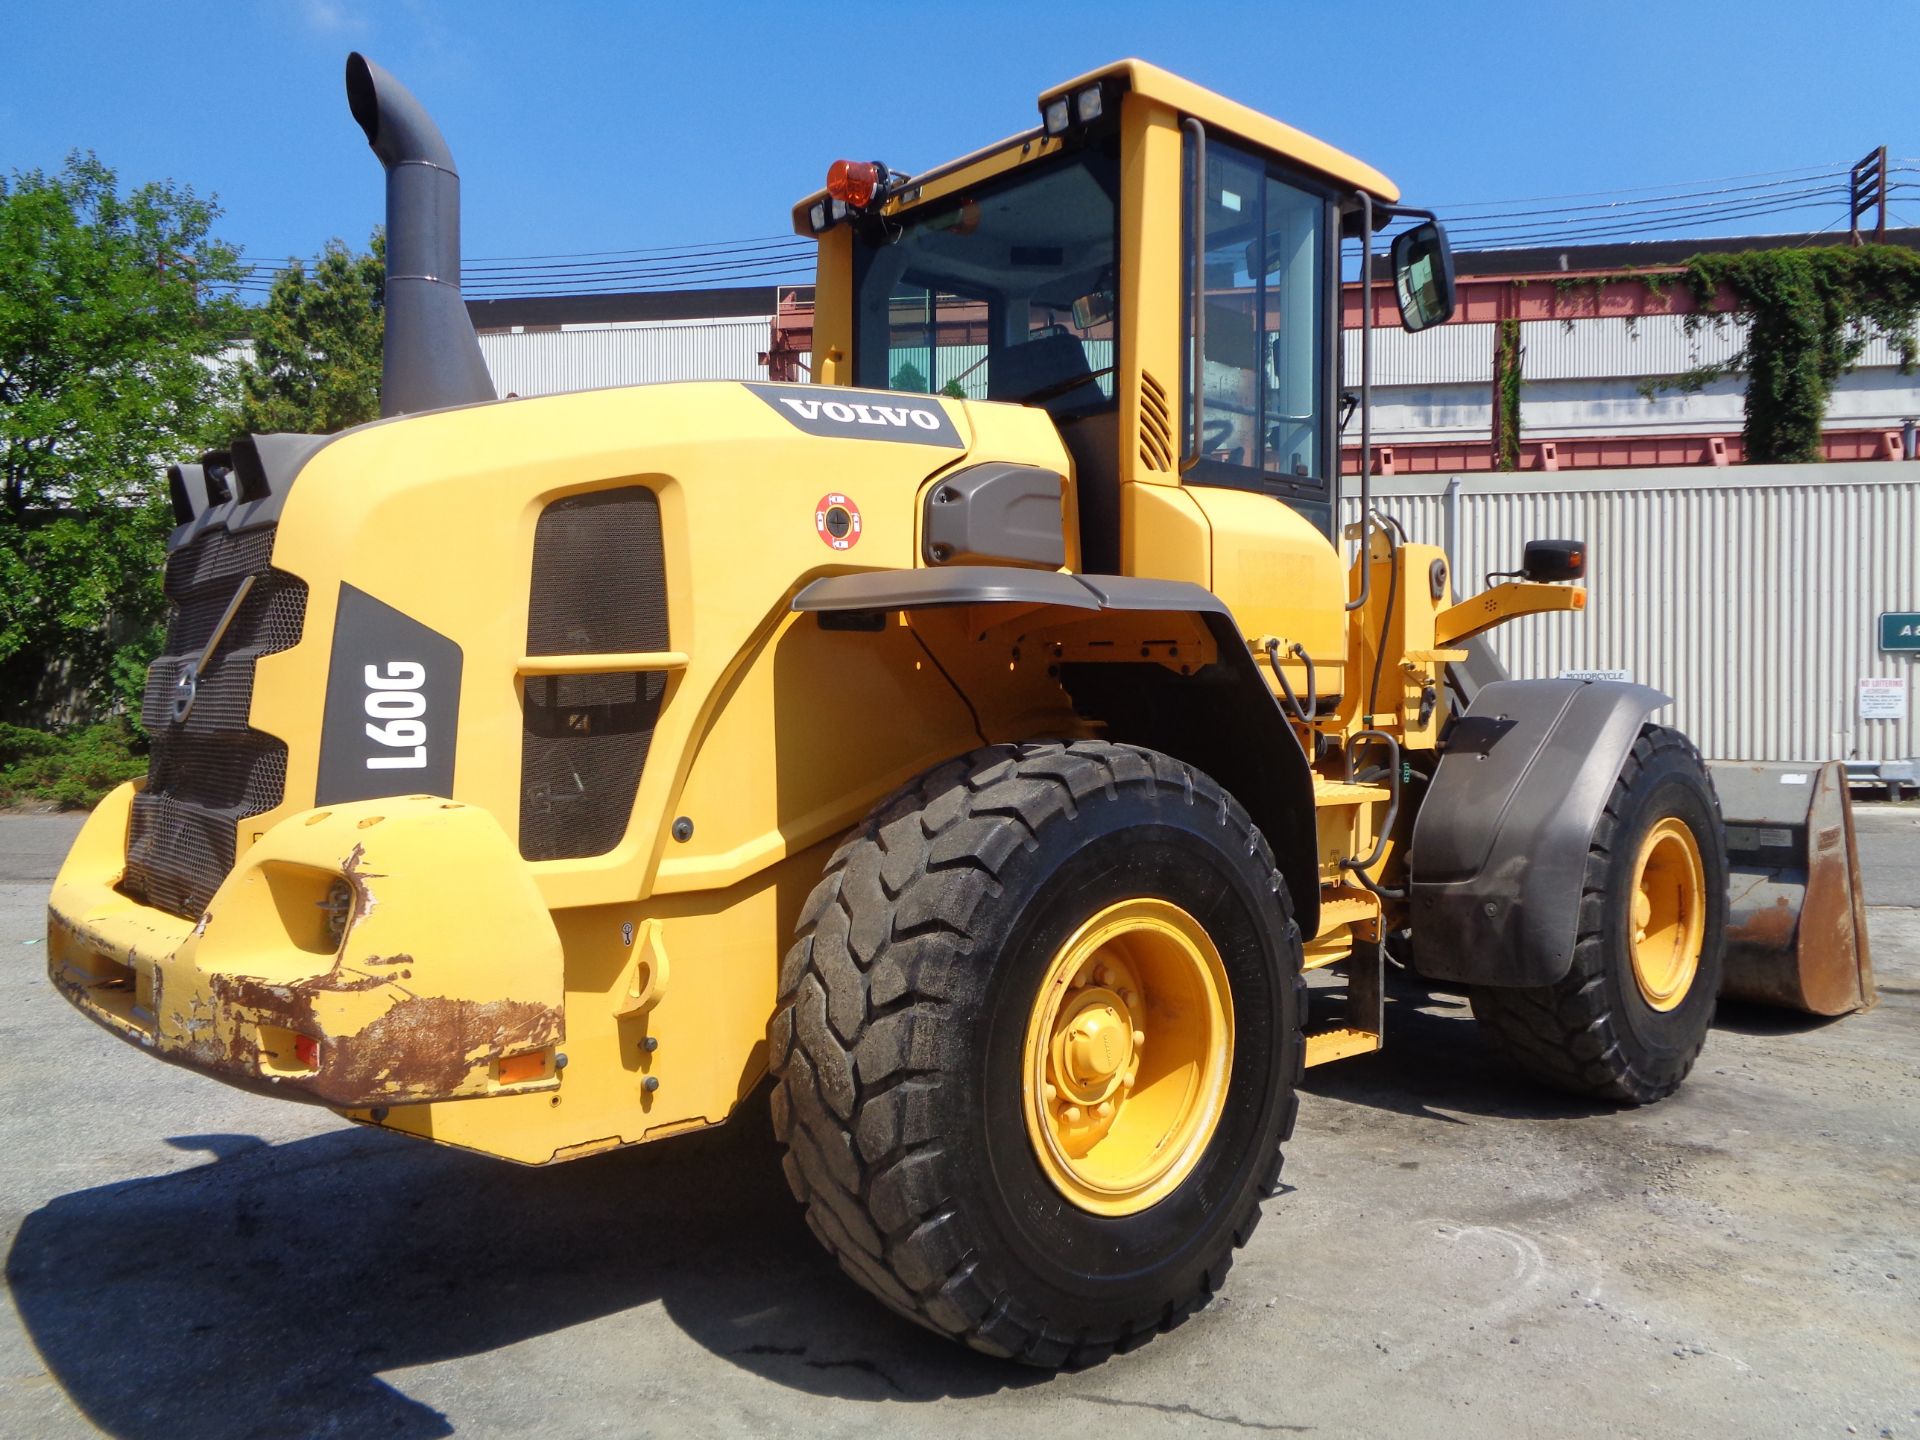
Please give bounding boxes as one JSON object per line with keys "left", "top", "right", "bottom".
{"left": 1042, "top": 82, "right": 1108, "bottom": 138}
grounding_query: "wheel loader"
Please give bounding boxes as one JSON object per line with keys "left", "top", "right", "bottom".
{"left": 46, "top": 53, "right": 1874, "bottom": 1365}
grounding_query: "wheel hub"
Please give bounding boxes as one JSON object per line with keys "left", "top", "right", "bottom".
{"left": 1629, "top": 816, "right": 1706, "bottom": 1011}
{"left": 1022, "top": 898, "right": 1233, "bottom": 1216}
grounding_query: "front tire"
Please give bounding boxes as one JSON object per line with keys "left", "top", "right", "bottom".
{"left": 1470, "top": 724, "right": 1728, "bottom": 1103}
{"left": 767, "top": 741, "right": 1304, "bottom": 1365}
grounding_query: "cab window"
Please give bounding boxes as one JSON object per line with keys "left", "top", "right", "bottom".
{"left": 850, "top": 146, "right": 1121, "bottom": 419}
{"left": 1183, "top": 135, "right": 1335, "bottom": 532}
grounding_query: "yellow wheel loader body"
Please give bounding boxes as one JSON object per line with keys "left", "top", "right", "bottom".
{"left": 45, "top": 49, "right": 1878, "bottom": 1363}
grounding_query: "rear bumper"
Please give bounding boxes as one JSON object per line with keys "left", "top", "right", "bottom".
{"left": 48, "top": 784, "right": 566, "bottom": 1107}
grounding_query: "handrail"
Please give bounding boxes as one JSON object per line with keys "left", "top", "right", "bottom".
{"left": 516, "top": 651, "right": 688, "bottom": 676}
{"left": 1346, "top": 188, "right": 1375, "bottom": 612}
{"left": 1181, "top": 116, "right": 1206, "bottom": 472}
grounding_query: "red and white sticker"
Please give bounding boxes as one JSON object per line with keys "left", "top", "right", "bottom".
{"left": 814, "top": 492, "right": 863, "bottom": 550}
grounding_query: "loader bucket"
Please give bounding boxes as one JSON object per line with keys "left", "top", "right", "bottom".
{"left": 1709, "top": 760, "right": 1876, "bottom": 1016}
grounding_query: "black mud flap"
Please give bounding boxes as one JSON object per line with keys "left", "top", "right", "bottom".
{"left": 1408, "top": 679, "right": 1671, "bottom": 987}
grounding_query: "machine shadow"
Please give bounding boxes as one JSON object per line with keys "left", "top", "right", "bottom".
{"left": 1304, "top": 973, "right": 1830, "bottom": 1122}
{"left": 6, "top": 1101, "right": 1034, "bottom": 1439}
{"left": 1709, "top": 997, "right": 1850, "bottom": 1036}
{"left": 1299, "top": 975, "right": 1621, "bottom": 1122}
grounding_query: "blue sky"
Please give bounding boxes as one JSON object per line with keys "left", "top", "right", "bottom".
{"left": 6, "top": 0, "right": 1918, "bottom": 286}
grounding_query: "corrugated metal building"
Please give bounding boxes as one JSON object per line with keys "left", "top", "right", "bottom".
{"left": 478, "top": 316, "right": 772, "bottom": 396}
{"left": 1346, "top": 464, "right": 1918, "bottom": 767}
{"left": 468, "top": 286, "right": 779, "bottom": 396}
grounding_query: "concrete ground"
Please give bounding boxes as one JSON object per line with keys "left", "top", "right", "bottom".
{"left": 2, "top": 807, "right": 1915, "bottom": 1439}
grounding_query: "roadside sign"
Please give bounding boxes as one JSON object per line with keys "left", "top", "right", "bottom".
{"left": 1858, "top": 677, "right": 1907, "bottom": 720}
{"left": 1881, "top": 611, "right": 1920, "bottom": 651}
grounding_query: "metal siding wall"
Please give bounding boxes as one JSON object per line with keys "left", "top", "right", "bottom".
{"left": 477, "top": 317, "right": 771, "bottom": 397}
{"left": 1346, "top": 465, "right": 1919, "bottom": 765}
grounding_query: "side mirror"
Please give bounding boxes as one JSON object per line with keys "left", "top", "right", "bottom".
{"left": 1390, "top": 220, "right": 1456, "bottom": 332}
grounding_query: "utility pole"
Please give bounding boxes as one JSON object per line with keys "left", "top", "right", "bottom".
{"left": 1849, "top": 146, "right": 1888, "bottom": 245}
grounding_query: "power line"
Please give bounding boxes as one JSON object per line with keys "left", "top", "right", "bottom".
{"left": 1437, "top": 160, "right": 1857, "bottom": 209}
{"left": 216, "top": 158, "right": 1915, "bottom": 302}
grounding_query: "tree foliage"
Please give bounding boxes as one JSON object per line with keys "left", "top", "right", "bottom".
{"left": 1675, "top": 245, "right": 1920, "bottom": 463}
{"left": 237, "top": 232, "right": 385, "bottom": 435}
{"left": 0, "top": 151, "right": 243, "bottom": 722}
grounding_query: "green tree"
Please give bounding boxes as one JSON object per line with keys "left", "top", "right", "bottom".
{"left": 237, "top": 231, "right": 385, "bottom": 434}
{"left": 0, "top": 151, "right": 243, "bottom": 723}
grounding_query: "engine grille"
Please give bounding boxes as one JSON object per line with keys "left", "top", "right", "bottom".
{"left": 520, "top": 488, "right": 667, "bottom": 861}
{"left": 122, "top": 524, "right": 308, "bottom": 920}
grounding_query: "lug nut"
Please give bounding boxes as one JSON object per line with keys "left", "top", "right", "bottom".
{"left": 1096, "top": 1101, "right": 1113, "bottom": 1119}
{"left": 1063, "top": 1105, "right": 1083, "bottom": 1124}
{"left": 1132, "top": 1028, "right": 1145, "bottom": 1047}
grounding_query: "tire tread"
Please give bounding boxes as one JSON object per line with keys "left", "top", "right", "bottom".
{"left": 768, "top": 740, "right": 1302, "bottom": 1364}
{"left": 1470, "top": 724, "right": 1725, "bottom": 1103}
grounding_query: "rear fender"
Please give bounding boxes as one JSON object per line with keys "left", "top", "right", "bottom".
{"left": 793, "top": 568, "right": 1321, "bottom": 940}
{"left": 1408, "top": 678, "right": 1671, "bottom": 986}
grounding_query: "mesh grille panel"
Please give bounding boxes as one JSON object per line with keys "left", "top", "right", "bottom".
{"left": 519, "top": 672, "right": 667, "bottom": 862}
{"left": 520, "top": 488, "right": 668, "bottom": 860}
{"left": 526, "top": 487, "right": 667, "bottom": 656}
{"left": 123, "top": 524, "right": 306, "bottom": 919}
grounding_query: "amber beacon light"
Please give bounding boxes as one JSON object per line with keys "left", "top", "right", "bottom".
{"left": 826, "top": 159, "right": 884, "bottom": 209}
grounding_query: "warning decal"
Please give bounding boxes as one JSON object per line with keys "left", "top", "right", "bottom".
{"left": 815, "top": 493, "right": 863, "bottom": 550}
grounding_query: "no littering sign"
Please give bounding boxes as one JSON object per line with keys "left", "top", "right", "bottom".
{"left": 1858, "top": 676, "right": 1907, "bottom": 721}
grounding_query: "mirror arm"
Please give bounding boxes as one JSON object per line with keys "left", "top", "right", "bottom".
{"left": 1346, "top": 189, "right": 1374, "bottom": 613}
{"left": 1181, "top": 116, "right": 1206, "bottom": 472}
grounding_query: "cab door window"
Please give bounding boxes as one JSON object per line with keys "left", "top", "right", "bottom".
{"left": 1183, "top": 135, "right": 1334, "bottom": 528}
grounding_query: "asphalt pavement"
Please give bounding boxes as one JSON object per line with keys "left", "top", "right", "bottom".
{"left": 2, "top": 805, "right": 1916, "bottom": 1439}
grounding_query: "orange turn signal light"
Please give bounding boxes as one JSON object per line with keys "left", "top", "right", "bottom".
{"left": 497, "top": 1050, "right": 548, "bottom": 1085}
{"left": 827, "top": 159, "right": 882, "bottom": 209}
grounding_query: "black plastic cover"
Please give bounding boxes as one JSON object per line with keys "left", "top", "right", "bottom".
{"left": 922, "top": 462, "right": 1065, "bottom": 568}
{"left": 1408, "top": 678, "right": 1669, "bottom": 986}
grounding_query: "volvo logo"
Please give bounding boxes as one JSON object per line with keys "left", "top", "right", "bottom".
{"left": 743, "top": 383, "right": 964, "bottom": 448}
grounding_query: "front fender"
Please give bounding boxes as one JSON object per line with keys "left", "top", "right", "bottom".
{"left": 1408, "top": 679, "right": 1670, "bottom": 987}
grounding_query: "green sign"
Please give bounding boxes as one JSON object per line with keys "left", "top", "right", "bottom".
{"left": 1882, "top": 612, "right": 1920, "bottom": 652}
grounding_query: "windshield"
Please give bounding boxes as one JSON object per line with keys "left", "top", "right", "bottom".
{"left": 852, "top": 145, "right": 1121, "bottom": 419}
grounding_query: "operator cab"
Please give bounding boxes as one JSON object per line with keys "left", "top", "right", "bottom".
{"left": 794, "top": 61, "right": 1456, "bottom": 572}
{"left": 849, "top": 144, "right": 1126, "bottom": 563}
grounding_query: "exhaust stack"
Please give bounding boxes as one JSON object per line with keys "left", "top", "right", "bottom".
{"left": 345, "top": 52, "right": 495, "bottom": 417}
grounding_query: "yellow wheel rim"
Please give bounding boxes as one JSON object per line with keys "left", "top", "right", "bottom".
{"left": 1021, "top": 898, "right": 1233, "bottom": 1216}
{"left": 1628, "top": 816, "right": 1707, "bottom": 1011}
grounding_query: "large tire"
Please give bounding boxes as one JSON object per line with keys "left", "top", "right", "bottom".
{"left": 767, "top": 741, "right": 1304, "bottom": 1365}
{"left": 1470, "top": 724, "right": 1728, "bottom": 1104}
